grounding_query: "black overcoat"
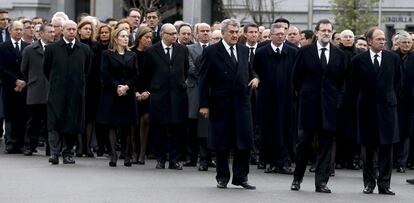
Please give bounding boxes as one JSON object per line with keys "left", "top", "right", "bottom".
{"left": 351, "top": 50, "right": 400, "bottom": 145}
{"left": 43, "top": 39, "right": 91, "bottom": 134}
{"left": 199, "top": 41, "right": 256, "bottom": 150}
{"left": 142, "top": 42, "right": 189, "bottom": 124}
{"left": 292, "top": 43, "right": 346, "bottom": 131}
{"left": 254, "top": 43, "right": 297, "bottom": 148}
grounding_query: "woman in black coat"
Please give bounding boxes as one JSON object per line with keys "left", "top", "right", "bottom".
{"left": 131, "top": 26, "right": 152, "bottom": 164}
{"left": 96, "top": 27, "right": 139, "bottom": 167}
{"left": 76, "top": 20, "right": 101, "bottom": 157}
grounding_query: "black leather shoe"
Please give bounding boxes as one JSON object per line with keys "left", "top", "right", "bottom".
{"left": 378, "top": 187, "right": 395, "bottom": 195}
{"left": 137, "top": 160, "right": 145, "bottom": 165}
{"left": 257, "top": 162, "right": 266, "bottom": 169}
{"left": 109, "top": 153, "right": 118, "bottom": 167}
{"left": 208, "top": 161, "right": 216, "bottom": 168}
{"left": 233, "top": 182, "right": 256, "bottom": 190}
{"left": 168, "top": 162, "right": 183, "bottom": 170}
{"left": 309, "top": 166, "right": 316, "bottom": 172}
{"left": 23, "top": 148, "right": 33, "bottom": 156}
{"left": 63, "top": 156, "right": 75, "bottom": 164}
{"left": 407, "top": 179, "right": 414, "bottom": 184}
{"left": 363, "top": 186, "right": 374, "bottom": 194}
{"left": 217, "top": 181, "right": 227, "bottom": 189}
{"left": 124, "top": 157, "right": 132, "bottom": 167}
{"left": 49, "top": 155, "right": 59, "bottom": 165}
{"left": 276, "top": 166, "right": 294, "bottom": 175}
{"left": 183, "top": 161, "right": 197, "bottom": 167}
{"left": 396, "top": 166, "right": 405, "bottom": 173}
{"left": 156, "top": 160, "right": 165, "bottom": 169}
{"left": 198, "top": 165, "right": 208, "bottom": 171}
{"left": 315, "top": 185, "right": 331, "bottom": 193}
{"left": 291, "top": 179, "right": 301, "bottom": 191}
{"left": 264, "top": 166, "right": 276, "bottom": 173}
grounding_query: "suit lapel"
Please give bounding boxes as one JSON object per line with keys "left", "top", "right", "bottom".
{"left": 377, "top": 51, "right": 388, "bottom": 79}
{"left": 216, "top": 41, "right": 237, "bottom": 72}
{"left": 33, "top": 41, "right": 44, "bottom": 56}
{"left": 154, "top": 42, "right": 171, "bottom": 64}
{"left": 6, "top": 41, "right": 21, "bottom": 58}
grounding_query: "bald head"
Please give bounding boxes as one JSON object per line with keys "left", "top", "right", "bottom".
{"left": 62, "top": 20, "right": 78, "bottom": 41}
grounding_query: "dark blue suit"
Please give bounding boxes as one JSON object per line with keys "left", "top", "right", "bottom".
{"left": 292, "top": 42, "right": 346, "bottom": 187}
{"left": 199, "top": 40, "right": 256, "bottom": 184}
{"left": 0, "top": 40, "right": 30, "bottom": 152}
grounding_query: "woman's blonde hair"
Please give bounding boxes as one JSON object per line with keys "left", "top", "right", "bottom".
{"left": 108, "top": 27, "right": 130, "bottom": 52}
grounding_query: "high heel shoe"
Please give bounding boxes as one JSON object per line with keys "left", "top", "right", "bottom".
{"left": 124, "top": 156, "right": 132, "bottom": 167}
{"left": 109, "top": 153, "right": 118, "bottom": 167}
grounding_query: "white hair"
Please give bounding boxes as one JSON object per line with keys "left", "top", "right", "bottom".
{"left": 340, "top": 29, "right": 354, "bottom": 39}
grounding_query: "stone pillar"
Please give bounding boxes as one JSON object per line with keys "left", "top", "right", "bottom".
{"left": 183, "top": 0, "right": 212, "bottom": 24}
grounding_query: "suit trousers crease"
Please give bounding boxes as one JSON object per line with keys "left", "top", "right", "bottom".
{"left": 362, "top": 144, "right": 393, "bottom": 189}
{"left": 216, "top": 150, "right": 250, "bottom": 184}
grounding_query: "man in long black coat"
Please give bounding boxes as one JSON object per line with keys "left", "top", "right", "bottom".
{"left": 43, "top": 20, "right": 91, "bottom": 165}
{"left": 291, "top": 19, "right": 346, "bottom": 193}
{"left": 253, "top": 23, "right": 297, "bottom": 174}
{"left": 142, "top": 23, "right": 189, "bottom": 170}
{"left": 351, "top": 28, "right": 400, "bottom": 195}
{"left": 199, "top": 19, "right": 259, "bottom": 190}
{"left": 0, "top": 21, "right": 29, "bottom": 153}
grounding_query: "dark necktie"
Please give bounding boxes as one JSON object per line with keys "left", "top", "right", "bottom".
{"left": 249, "top": 47, "right": 254, "bottom": 63}
{"left": 14, "top": 41, "right": 20, "bottom": 53}
{"left": 202, "top": 44, "right": 207, "bottom": 49}
{"left": 276, "top": 47, "right": 280, "bottom": 55}
{"left": 0, "top": 30, "right": 3, "bottom": 42}
{"left": 374, "top": 54, "right": 380, "bottom": 72}
{"left": 165, "top": 47, "right": 171, "bottom": 60}
{"left": 230, "top": 46, "right": 237, "bottom": 66}
{"left": 320, "top": 47, "right": 327, "bottom": 69}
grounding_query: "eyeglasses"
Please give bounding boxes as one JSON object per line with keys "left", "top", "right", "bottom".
{"left": 164, "top": 32, "right": 177, "bottom": 36}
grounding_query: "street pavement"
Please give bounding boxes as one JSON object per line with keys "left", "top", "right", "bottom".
{"left": 0, "top": 143, "right": 414, "bottom": 203}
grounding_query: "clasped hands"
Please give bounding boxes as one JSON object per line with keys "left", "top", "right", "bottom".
{"left": 14, "top": 79, "right": 26, "bottom": 92}
{"left": 117, "top": 85, "right": 129, "bottom": 96}
{"left": 135, "top": 91, "right": 150, "bottom": 101}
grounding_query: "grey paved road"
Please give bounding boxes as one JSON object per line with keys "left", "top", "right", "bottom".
{"left": 0, "top": 145, "right": 413, "bottom": 203}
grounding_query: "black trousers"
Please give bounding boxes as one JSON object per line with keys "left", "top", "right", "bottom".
{"left": 24, "top": 104, "right": 47, "bottom": 150}
{"left": 4, "top": 93, "right": 26, "bottom": 150}
{"left": 48, "top": 130, "right": 76, "bottom": 157}
{"left": 293, "top": 129, "right": 333, "bottom": 187}
{"left": 198, "top": 137, "right": 213, "bottom": 167}
{"left": 361, "top": 144, "right": 393, "bottom": 189}
{"left": 185, "top": 119, "right": 199, "bottom": 162}
{"left": 216, "top": 149, "right": 250, "bottom": 184}
{"left": 394, "top": 137, "right": 410, "bottom": 168}
{"left": 151, "top": 123, "right": 185, "bottom": 163}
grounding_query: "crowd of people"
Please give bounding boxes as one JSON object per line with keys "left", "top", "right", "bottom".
{"left": 1, "top": 7, "right": 414, "bottom": 194}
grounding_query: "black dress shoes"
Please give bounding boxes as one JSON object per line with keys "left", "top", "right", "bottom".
{"left": 363, "top": 186, "right": 374, "bottom": 194}
{"left": 168, "top": 162, "right": 183, "bottom": 170}
{"left": 109, "top": 153, "right": 118, "bottom": 167}
{"left": 217, "top": 181, "right": 227, "bottom": 189}
{"left": 233, "top": 182, "right": 256, "bottom": 190}
{"left": 208, "top": 161, "right": 216, "bottom": 168}
{"left": 198, "top": 165, "right": 208, "bottom": 171}
{"left": 396, "top": 166, "right": 405, "bottom": 173}
{"left": 407, "top": 179, "right": 414, "bottom": 184}
{"left": 124, "top": 157, "right": 132, "bottom": 167}
{"left": 264, "top": 166, "right": 276, "bottom": 173}
{"left": 49, "top": 155, "right": 59, "bottom": 165}
{"left": 276, "top": 166, "right": 294, "bottom": 175}
{"left": 378, "top": 187, "right": 395, "bottom": 195}
{"left": 315, "top": 184, "right": 331, "bottom": 193}
{"left": 183, "top": 161, "right": 197, "bottom": 167}
{"left": 23, "top": 148, "right": 33, "bottom": 156}
{"left": 156, "top": 160, "right": 165, "bottom": 169}
{"left": 290, "top": 179, "right": 301, "bottom": 191}
{"left": 63, "top": 156, "right": 75, "bottom": 164}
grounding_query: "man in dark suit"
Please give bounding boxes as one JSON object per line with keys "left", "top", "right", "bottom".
{"left": 43, "top": 20, "right": 91, "bottom": 165}
{"left": 145, "top": 8, "right": 161, "bottom": 44}
{"left": 0, "top": 9, "right": 10, "bottom": 43}
{"left": 291, "top": 19, "right": 346, "bottom": 193}
{"left": 199, "top": 19, "right": 259, "bottom": 190}
{"left": 254, "top": 23, "right": 297, "bottom": 174}
{"left": 351, "top": 27, "right": 400, "bottom": 195}
{"left": 0, "top": 20, "right": 30, "bottom": 154}
{"left": 184, "top": 23, "right": 212, "bottom": 170}
{"left": 20, "top": 23, "right": 55, "bottom": 156}
{"left": 142, "top": 23, "right": 189, "bottom": 170}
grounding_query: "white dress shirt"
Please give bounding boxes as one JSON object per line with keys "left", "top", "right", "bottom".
{"left": 222, "top": 40, "right": 237, "bottom": 61}
{"left": 369, "top": 49, "right": 382, "bottom": 66}
{"left": 317, "top": 41, "right": 330, "bottom": 64}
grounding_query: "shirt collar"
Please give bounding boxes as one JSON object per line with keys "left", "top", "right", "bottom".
{"left": 222, "top": 39, "right": 236, "bottom": 51}
{"left": 246, "top": 42, "right": 257, "bottom": 49}
{"left": 370, "top": 49, "right": 382, "bottom": 58}
{"left": 317, "top": 41, "right": 330, "bottom": 51}
{"left": 63, "top": 37, "right": 76, "bottom": 46}
{"left": 270, "top": 42, "right": 283, "bottom": 53}
{"left": 199, "top": 42, "right": 209, "bottom": 47}
{"left": 11, "top": 38, "right": 21, "bottom": 45}
{"left": 161, "top": 40, "right": 172, "bottom": 49}
{"left": 40, "top": 40, "right": 47, "bottom": 48}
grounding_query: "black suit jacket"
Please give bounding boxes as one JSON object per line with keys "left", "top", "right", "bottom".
{"left": 199, "top": 40, "right": 257, "bottom": 150}
{"left": 293, "top": 42, "right": 346, "bottom": 131}
{"left": 142, "top": 41, "right": 189, "bottom": 124}
{"left": 351, "top": 50, "right": 400, "bottom": 145}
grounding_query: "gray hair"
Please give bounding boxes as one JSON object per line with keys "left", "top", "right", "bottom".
{"left": 340, "top": 29, "right": 354, "bottom": 39}
{"left": 51, "top": 16, "right": 65, "bottom": 27}
{"left": 395, "top": 30, "right": 412, "bottom": 43}
{"left": 270, "top": 23, "right": 285, "bottom": 31}
{"left": 160, "top": 23, "right": 175, "bottom": 34}
{"left": 221, "top": 19, "right": 240, "bottom": 33}
{"left": 8, "top": 20, "right": 23, "bottom": 32}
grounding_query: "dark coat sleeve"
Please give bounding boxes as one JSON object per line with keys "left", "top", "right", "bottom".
{"left": 198, "top": 47, "right": 211, "bottom": 108}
